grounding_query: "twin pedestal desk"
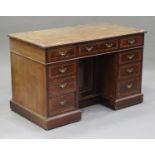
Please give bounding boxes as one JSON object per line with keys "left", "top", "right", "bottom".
{"left": 9, "top": 24, "right": 146, "bottom": 130}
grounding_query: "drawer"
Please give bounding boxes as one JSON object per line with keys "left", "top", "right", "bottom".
{"left": 78, "top": 39, "right": 118, "bottom": 56}
{"left": 117, "top": 78, "right": 140, "bottom": 98}
{"left": 118, "top": 62, "right": 141, "bottom": 80}
{"left": 120, "top": 34, "right": 143, "bottom": 49}
{"left": 78, "top": 42, "right": 101, "bottom": 56}
{"left": 48, "top": 61, "right": 77, "bottom": 79}
{"left": 48, "top": 76, "right": 76, "bottom": 96}
{"left": 100, "top": 39, "right": 118, "bottom": 51}
{"left": 49, "top": 93, "right": 75, "bottom": 116}
{"left": 118, "top": 49, "right": 142, "bottom": 65}
{"left": 47, "top": 46, "right": 76, "bottom": 62}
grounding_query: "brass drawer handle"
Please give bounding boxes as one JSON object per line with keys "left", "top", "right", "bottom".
{"left": 59, "top": 100, "right": 66, "bottom": 105}
{"left": 126, "top": 83, "right": 133, "bottom": 89}
{"left": 128, "top": 39, "right": 136, "bottom": 45}
{"left": 85, "top": 47, "right": 93, "bottom": 52}
{"left": 105, "top": 42, "right": 113, "bottom": 48}
{"left": 59, "top": 83, "right": 67, "bottom": 89}
{"left": 127, "top": 54, "right": 135, "bottom": 60}
{"left": 126, "top": 68, "right": 134, "bottom": 73}
{"left": 59, "top": 67, "right": 67, "bottom": 73}
{"left": 59, "top": 51, "right": 67, "bottom": 56}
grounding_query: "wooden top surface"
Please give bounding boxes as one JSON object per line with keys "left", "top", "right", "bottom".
{"left": 8, "top": 23, "right": 145, "bottom": 48}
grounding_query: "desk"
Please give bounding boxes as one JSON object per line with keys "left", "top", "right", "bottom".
{"left": 9, "top": 24, "right": 146, "bottom": 130}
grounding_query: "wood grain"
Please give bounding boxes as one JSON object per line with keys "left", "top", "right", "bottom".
{"left": 120, "top": 34, "right": 144, "bottom": 49}
{"left": 11, "top": 53, "right": 47, "bottom": 116}
{"left": 10, "top": 100, "right": 81, "bottom": 130}
{"left": 101, "top": 53, "right": 118, "bottom": 99}
{"left": 118, "top": 62, "right": 141, "bottom": 80}
{"left": 117, "top": 77, "right": 141, "bottom": 98}
{"left": 48, "top": 76, "right": 76, "bottom": 97}
{"left": 47, "top": 61, "right": 77, "bottom": 78}
{"left": 49, "top": 93, "right": 76, "bottom": 116}
{"left": 10, "top": 38, "right": 46, "bottom": 63}
{"left": 8, "top": 23, "right": 145, "bottom": 48}
{"left": 9, "top": 23, "right": 145, "bottom": 129}
{"left": 118, "top": 49, "right": 142, "bottom": 65}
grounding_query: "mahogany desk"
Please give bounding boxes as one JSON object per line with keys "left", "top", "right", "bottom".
{"left": 9, "top": 24, "right": 146, "bottom": 129}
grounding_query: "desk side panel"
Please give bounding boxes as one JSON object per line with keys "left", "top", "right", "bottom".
{"left": 11, "top": 53, "right": 47, "bottom": 117}
{"left": 102, "top": 54, "right": 118, "bottom": 99}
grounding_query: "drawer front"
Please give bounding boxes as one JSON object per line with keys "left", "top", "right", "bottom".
{"left": 120, "top": 34, "right": 143, "bottom": 49}
{"left": 118, "top": 62, "right": 141, "bottom": 80}
{"left": 47, "top": 46, "right": 76, "bottom": 62}
{"left": 49, "top": 93, "right": 75, "bottom": 116}
{"left": 48, "top": 61, "right": 77, "bottom": 79}
{"left": 48, "top": 76, "right": 76, "bottom": 96}
{"left": 117, "top": 78, "right": 140, "bottom": 98}
{"left": 100, "top": 39, "right": 118, "bottom": 51}
{"left": 78, "top": 42, "right": 101, "bottom": 56}
{"left": 118, "top": 49, "right": 142, "bottom": 65}
{"left": 78, "top": 39, "right": 118, "bottom": 56}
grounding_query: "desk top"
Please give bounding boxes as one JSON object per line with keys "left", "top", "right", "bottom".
{"left": 9, "top": 23, "right": 145, "bottom": 48}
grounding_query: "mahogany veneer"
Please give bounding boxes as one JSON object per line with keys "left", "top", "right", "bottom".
{"left": 9, "top": 23, "right": 146, "bottom": 129}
